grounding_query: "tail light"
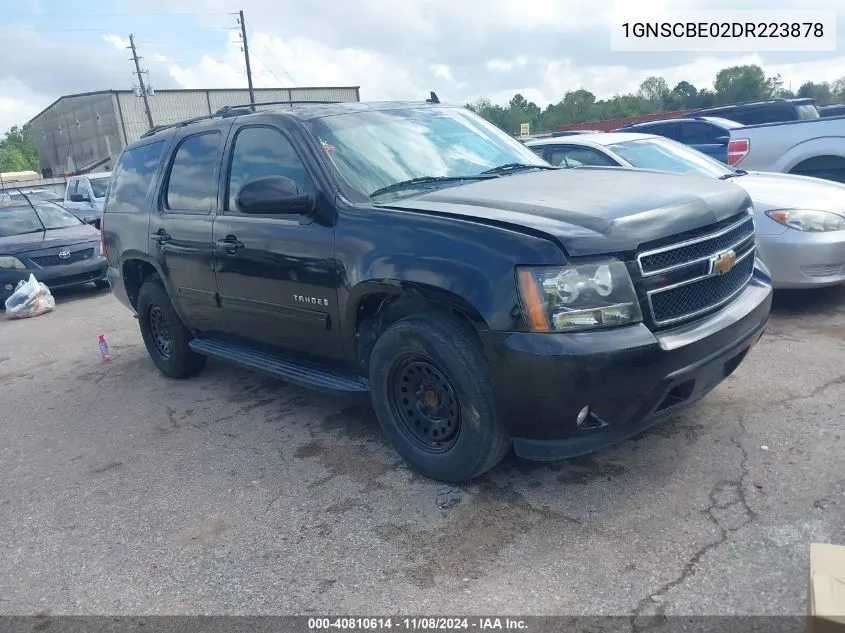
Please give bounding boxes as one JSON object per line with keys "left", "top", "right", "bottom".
{"left": 727, "top": 138, "right": 749, "bottom": 166}
{"left": 100, "top": 212, "right": 108, "bottom": 260}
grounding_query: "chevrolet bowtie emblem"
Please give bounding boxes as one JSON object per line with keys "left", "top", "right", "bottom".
{"left": 712, "top": 249, "right": 737, "bottom": 276}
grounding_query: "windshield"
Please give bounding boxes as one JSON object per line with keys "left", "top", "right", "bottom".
{"left": 606, "top": 137, "right": 734, "bottom": 179}
{"left": 304, "top": 106, "right": 548, "bottom": 198}
{"left": 89, "top": 176, "right": 111, "bottom": 198}
{"left": 0, "top": 201, "right": 83, "bottom": 238}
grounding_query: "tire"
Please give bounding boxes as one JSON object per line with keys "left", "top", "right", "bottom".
{"left": 368, "top": 314, "right": 510, "bottom": 483}
{"left": 137, "top": 277, "right": 206, "bottom": 379}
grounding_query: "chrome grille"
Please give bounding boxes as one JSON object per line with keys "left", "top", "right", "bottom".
{"left": 638, "top": 214, "right": 756, "bottom": 328}
{"left": 32, "top": 248, "right": 94, "bottom": 267}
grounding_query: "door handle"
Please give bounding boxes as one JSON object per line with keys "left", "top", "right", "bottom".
{"left": 150, "top": 229, "right": 172, "bottom": 245}
{"left": 216, "top": 236, "right": 244, "bottom": 254}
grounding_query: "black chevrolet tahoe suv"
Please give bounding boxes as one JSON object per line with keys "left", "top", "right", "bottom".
{"left": 102, "top": 99, "right": 773, "bottom": 483}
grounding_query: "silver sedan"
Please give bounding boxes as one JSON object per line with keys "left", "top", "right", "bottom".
{"left": 526, "top": 132, "right": 845, "bottom": 289}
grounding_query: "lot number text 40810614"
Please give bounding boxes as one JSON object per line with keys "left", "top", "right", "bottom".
{"left": 308, "top": 618, "right": 529, "bottom": 630}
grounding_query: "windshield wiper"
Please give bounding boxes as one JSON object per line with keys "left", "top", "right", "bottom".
{"left": 719, "top": 169, "right": 748, "bottom": 180}
{"left": 479, "top": 163, "right": 559, "bottom": 175}
{"left": 370, "top": 175, "right": 495, "bottom": 198}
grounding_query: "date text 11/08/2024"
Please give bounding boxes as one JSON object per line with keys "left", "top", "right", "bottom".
{"left": 308, "top": 617, "right": 528, "bottom": 630}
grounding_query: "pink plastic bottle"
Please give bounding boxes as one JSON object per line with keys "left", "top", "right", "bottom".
{"left": 98, "top": 334, "right": 111, "bottom": 363}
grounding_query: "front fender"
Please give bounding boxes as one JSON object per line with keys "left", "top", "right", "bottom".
{"left": 336, "top": 202, "right": 565, "bottom": 340}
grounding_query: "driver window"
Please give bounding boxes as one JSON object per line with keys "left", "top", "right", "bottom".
{"left": 227, "top": 126, "right": 312, "bottom": 212}
{"left": 549, "top": 147, "right": 616, "bottom": 168}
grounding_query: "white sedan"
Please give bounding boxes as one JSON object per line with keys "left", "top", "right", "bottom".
{"left": 526, "top": 132, "right": 845, "bottom": 289}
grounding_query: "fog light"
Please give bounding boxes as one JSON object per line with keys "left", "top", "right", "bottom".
{"left": 3, "top": 283, "right": 12, "bottom": 291}
{"left": 576, "top": 406, "right": 590, "bottom": 426}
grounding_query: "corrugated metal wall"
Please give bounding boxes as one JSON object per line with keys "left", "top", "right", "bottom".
{"left": 30, "top": 93, "right": 123, "bottom": 177}
{"left": 31, "top": 87, "right": 360, "bottom": 177}
{"left": 117, "top": 86, "right": 360, "bottom": 144}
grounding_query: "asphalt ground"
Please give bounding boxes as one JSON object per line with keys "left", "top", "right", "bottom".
{"left": 0, "top": 285, "right": 843, "bottom": 618}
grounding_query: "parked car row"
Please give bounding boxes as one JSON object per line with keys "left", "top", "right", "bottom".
{"left": 526, "top": 132, "right": 845, "bottom": 289}
{"left": 596, "top": 98, "right": 845, "bottom": 185}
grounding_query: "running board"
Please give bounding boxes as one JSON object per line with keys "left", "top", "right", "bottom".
{"left": 188, "top": 338, "right": 369, "bottom": 394}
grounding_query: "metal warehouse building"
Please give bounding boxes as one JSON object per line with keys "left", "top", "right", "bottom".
{"left": 29, "top": 86, "right": 361, "bottom": 178}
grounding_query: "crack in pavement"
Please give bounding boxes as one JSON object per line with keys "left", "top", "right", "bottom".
{"left": 630, "top": 412, "right": 757, "bottom": 631}
{"left": 769, "top": 374, "right": 845, "bottom": 406}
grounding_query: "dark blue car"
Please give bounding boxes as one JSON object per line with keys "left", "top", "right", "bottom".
{"left": 613, "top": 116, "right": 744, "bottom": 163}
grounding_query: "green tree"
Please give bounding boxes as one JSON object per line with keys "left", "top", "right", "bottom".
{"left": 638, "top": 76, "right": 670, "bottom": 110}
{"left": 713, "top": 65, "right": 781, "bottom": 104}
{"left": 797, "top": 81, "right": 837, "bottom": 104}
{"left": 671, "top": 81, "right": 699, "bottom": 108}
{"left": 0, "top": 123, "right": 39, "bottom": 172}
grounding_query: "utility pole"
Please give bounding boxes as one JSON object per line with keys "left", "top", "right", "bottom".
{"left": 128, "top": 34, "right": 155, "bottom": 130}
{"left": 236, "top": 10, "right": 256, "bottom": 110}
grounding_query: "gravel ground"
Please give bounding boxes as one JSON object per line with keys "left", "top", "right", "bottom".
{"left": 0, "top": 284, "right": 843, "bottom": 617}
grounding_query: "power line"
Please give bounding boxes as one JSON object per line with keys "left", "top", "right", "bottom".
{"left": 252, "top": 55, "right": 287, "bottom": 88}
{"left": 261, "top": 42, "right": 297, "bottom": 86}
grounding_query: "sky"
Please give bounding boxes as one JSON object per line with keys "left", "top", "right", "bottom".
{"left": 1, "top": 0, "right": 844, "bottom": 135}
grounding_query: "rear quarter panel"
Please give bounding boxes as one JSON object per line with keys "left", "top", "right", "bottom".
{"left": 732, "top": 118, "right": 845, "bottom": 172}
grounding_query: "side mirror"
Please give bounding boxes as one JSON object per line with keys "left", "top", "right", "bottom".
{"left": 83, "top": 216, "right": 99, "bottom": 227}
{"left": 715, "top": 136, "right": 730, "bottom": 146}
{"left": 69, "top": 193, "right": 85, "bottom": 202}
{"left": 236, "top": 176, "right": 313, "bottom": 215}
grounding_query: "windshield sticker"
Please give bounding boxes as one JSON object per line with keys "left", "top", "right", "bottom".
{"left": 320, "top": 140, "right": 336, "bottom": 152}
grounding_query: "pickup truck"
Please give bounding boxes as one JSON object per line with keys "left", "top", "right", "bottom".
{"left": 103, "top": 99, "right": 773, "bottom": 483}
{"left": 62, "top": 171, "right": 112, "bottom": 225}
{"left": 726, "top": 116, "right": 845, "bottom": 183}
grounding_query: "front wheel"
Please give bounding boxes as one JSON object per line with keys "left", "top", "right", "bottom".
{"left": 368, "top": 314, "right": 510, "bottom": 483}
{"left": 137, "top": 277, "right": 206, "bottom": 379}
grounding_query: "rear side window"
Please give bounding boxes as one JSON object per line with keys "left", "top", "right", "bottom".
{"left": 165, "top": 132, "right": 222, "bottom": 213}
{"left": 637, "top": 122, "right": 681, "bottom": 140}
{"left": 680, "top": 122, "right": 723, "bottom": 144}
{"left": 731, "top": 107, "right": 792, "bottom": 125}
{"left": 105, "top": 140, "right": 166, "bottom": 214}
{"left": 796, "top": 104, "right": 820, "bottom": 120}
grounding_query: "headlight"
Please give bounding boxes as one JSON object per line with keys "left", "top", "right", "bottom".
{"left": 765, "top": 209, "right": 845, "bottom": 232}
{"left": 0, "top": 256, "right": 26, "bottom": 269}
{"left": 517, "top": 260, "right": 642, "bottom": 332}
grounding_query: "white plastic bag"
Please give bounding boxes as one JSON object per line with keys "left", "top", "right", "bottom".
{"left": 4, "top": 274, "right": 55, "bottom": 319}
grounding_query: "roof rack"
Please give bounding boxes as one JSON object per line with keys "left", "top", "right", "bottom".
{"left": 140, "top": 100, "right": 345, "bottom": 138}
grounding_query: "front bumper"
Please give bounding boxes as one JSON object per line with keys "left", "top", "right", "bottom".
{"left": 482, "top": 267, "right": 772, "bottom": 461}
{"left": 0, "top": 257, "right": 109, "bottom": 303}
{"left": 757, "top": 228, "right": 845, "bottom": 289}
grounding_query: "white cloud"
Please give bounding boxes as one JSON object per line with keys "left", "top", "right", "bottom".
{"left": 102, "top": 34, "right": 129, "bottom": 50}
{"left": 2, "top": 0, "right": 845, "bottom": 136}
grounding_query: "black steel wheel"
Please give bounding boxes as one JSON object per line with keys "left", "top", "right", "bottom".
{"left": 368, "top": 313, "right": 511, "bottom": 483}
{"left": 147, "top": 304, "right": 173, "bottom": 360}
{"left": 388, "top": 357, "right": 461, "bottom": 453}
{"left": 137, "top": 276, "right": 206, "bottom": 379}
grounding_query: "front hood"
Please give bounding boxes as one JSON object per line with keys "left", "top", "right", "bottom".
{"left": 734, "top": 171, "right": 845, "bottom": 212}
{"left": 0, "top": 225, "right": 100, "bottom": 255}
{"left": 378, "top": 167, "right": 752, "bottom": 257}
